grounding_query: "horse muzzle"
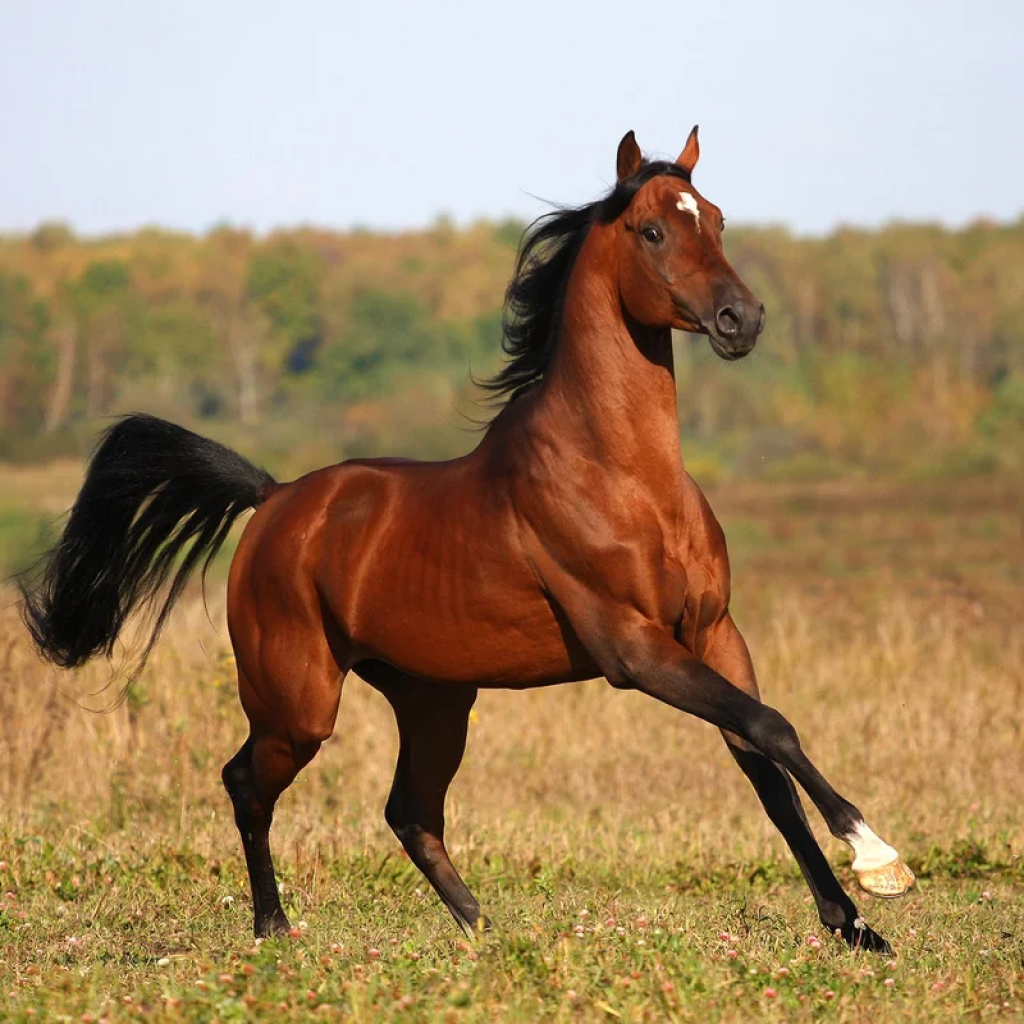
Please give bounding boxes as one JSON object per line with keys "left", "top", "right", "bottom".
{"left": 706, "top": 299, "right": 765, "bottom": 360}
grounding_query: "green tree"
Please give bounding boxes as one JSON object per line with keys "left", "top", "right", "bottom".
{"left": 247, "top": 239, "right": 323, "bottom": 374}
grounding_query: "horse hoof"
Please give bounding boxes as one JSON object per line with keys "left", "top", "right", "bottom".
{"left": 255, "top": 910, "right": 292, "bottom": 938}
{"left": 855, "top": 857, "right": 916, "bottom": 899}
{"left": 835, "top": 919, "right": 893, "bottom": 955}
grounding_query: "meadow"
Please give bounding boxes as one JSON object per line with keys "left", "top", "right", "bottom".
{"left": 0, "top": 467, "right": 1022, "bottom": 1022}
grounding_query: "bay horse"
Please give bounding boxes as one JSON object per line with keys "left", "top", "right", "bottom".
{"left": 18, "top": 128, "right": 914, "bottom": 953}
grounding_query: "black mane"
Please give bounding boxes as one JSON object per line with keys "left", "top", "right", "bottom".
{"left": 481, "top": 160, "right": 691, "bottom": 410}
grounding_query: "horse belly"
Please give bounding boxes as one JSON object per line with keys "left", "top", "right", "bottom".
{"left": 343, "top": 558, "right": 584, "bottom": 684}
{"left": 317, "top": 468, "right": 592, "bottom": 686}
{"left": 354, "top": 577, "right": 585, "bottom": 686}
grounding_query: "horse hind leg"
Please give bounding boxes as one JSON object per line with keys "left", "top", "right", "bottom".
{"left": 222, "top": 732, "right": 309, "bottom": 936}
{"left": 222, "top": 653, "right": 344, "bottom": 938}
{"left": 374, "top": 672, "right": 485, "bottom": 938}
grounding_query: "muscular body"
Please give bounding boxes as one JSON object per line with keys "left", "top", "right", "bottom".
{"left": 22, "top": 130, "right": 912, "bottom": 952}
{"left": 225, "top": 218, "right": 911, "bottom": 950}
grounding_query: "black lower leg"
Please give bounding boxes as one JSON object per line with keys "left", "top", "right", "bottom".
{"left": 633, "top": 650, "right": 866, "bottom": 844}
{"left": 388, "top": 814, "right": 487, "bottom": 936}
{"left": 383, "top": 685, "right": 486, "bottom": 938}
{"left": 222, "top": 740, "right": 290, "bottom": 937}
{"left": 730, "top": 746, "right": 890, "bottom": 954}
{"left": 740, "top": 701, "right": 867, "bottom": 841}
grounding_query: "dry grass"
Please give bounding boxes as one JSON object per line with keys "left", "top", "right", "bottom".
{"left": 0, "top": 460, "right": 83, "bottom": 515}
{"left": 0, "top": 475, "right": 1022, "bottom": 1021}
{"left": 1, "top": 584, "right": 1021, "bottom": 868}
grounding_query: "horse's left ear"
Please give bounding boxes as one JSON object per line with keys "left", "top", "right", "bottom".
{"left": 676, "top": 125, "right": 700, "bottom": 175}
{"left": 616, "top": 130, "right": 643, "bottom": 182}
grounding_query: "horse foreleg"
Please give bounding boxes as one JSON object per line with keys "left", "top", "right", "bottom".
{"left": 699, "top": 614, "right": 892, "bottom": 951}
{"left": 598, "top": 619, "right": 915, "bottom": 898}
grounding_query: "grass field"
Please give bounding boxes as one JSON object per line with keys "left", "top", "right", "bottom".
{"left": 1, "top": 470, "right": 1022, "bottom": 1022}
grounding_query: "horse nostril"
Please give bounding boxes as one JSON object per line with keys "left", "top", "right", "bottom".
{"left": 715, "top": 305, "right": 741, "bottom": 338}
{"left": 756, "top": 304, "right": 766, "bottom": 334}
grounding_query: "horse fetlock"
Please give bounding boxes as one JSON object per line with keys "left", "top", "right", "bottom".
{"left": 816, "top": 897, "right": 857, "bottom": 935}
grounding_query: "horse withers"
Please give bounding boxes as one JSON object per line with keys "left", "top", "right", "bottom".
{"left": 19, "top": 128, "right": 914, "bottom": 953}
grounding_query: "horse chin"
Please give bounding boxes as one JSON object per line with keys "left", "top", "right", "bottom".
{"left": 708, "top": 333, "right": 755, "bottom": 361}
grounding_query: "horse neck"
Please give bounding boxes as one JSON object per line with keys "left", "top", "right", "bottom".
{"left": 539, "top": 226, "right": 684, "bottom": 476}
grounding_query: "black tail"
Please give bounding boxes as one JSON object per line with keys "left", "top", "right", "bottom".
{"left": 17, "top": 414, "right": 275, "bottom": 677}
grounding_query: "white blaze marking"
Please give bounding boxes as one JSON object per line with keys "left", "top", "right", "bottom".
{"left": 846, "top": 821, "right": 899, "bottom": 872}
{"left": 676, "top": 190, "right": 701, "bottom": 232}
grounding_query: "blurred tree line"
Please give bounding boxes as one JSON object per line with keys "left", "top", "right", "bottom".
{"left": 0, "top": 214, "right": 1022, "bottom": 480}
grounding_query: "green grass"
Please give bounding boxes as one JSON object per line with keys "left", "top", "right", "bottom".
{"left": 1, "top": 835, "right": 1022, "bottom": 1023}
{"left": 0, "top": 503, "right": 53, "bottom": 577}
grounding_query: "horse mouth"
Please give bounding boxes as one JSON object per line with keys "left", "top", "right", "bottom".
{"left": 708, "top": 333, "right": 755, "bottom": 361}
{"left": 671, "top": 300, "right": 757, "bottom": 360}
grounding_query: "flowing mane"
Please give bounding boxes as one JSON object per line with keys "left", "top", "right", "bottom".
{"left": 481, "top": 160, "right": 692, "bottom": 410}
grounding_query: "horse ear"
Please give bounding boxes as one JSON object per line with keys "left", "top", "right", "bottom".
{"left": 616, "top": 130, "right": 643, "bottom": 182}
{"left": 676, "top": 125, "right": 700, "bottom": 175}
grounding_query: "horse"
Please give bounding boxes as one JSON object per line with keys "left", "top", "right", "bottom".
{"left": 18, "top": 128, "right": 914, "bottom": 954}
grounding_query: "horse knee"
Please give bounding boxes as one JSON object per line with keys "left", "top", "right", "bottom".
{"left": 284, "top": 710, "right": 332, "bottom": 745}
{"left": 746, "top": 705, "right": 802, "bottom": 765}
{"left": 601, "top": 634, "right": 653, "bottom": 689}
{"left": 386, "top": 814, "right": 444, "bottom": 871}
{"left": 222, "top": 738, "right": 257, "bottom": 797}
{"left": 231, "top": 732, "right": 318, "bottom": 814}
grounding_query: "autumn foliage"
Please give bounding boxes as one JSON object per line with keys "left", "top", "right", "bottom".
{"left": 1, "top": 215, "right": 1022, "bottom": 478}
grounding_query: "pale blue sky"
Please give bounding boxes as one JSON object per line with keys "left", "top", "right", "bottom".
{"left": 2, "top": 0, "right": 1021, "bottom": 236}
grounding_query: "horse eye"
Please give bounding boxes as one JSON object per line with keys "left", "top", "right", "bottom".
{"left": 641, "top": 225, "right": 663, "bottom": 244}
